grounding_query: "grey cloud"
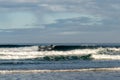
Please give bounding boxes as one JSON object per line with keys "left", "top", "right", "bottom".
{"left": 44, "top": 17, "right": 106, "bottom": 32}
{"left": 0, "top": 0, "right": 120, "bottom": 16}
{"left": 44, "top": 15, "right": 120, "bottom": 33}
{"left": 0, "top": 0, "right": 120, "bottom": 43}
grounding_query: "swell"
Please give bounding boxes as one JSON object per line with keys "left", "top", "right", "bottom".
{"left": 0, "top": 45, "right": 32, "bottom": 48}
{"left": 0, "top": 44, "right": 120, "bottom": 51}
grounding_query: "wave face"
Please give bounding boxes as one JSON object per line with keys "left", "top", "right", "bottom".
{"left": 0, "top": 44, "right": 120, "bottom": 60}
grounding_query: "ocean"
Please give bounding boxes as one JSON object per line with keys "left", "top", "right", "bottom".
{"left": 0, "top": 43, "right": 120, "bottom": 80}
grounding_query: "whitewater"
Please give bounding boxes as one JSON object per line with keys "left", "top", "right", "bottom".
{"left": 0, "top": 44, "right": 119, "bottom": 72}
{"left": 0, "top": 44, "right": 120, "bottom": 80}
{"left": 0, "top": 45, "right": 120, "bottom": 60}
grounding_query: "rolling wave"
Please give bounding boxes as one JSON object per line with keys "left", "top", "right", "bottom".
{"left": 0, "top": 45, "right": 120, "bottom": 60}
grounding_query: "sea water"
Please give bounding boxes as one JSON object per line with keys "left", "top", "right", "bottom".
{"left": 0, "top": 43, "right": 120, "bottom": 80}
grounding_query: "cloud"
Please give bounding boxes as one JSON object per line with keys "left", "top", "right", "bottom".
{"left": 0, "top": 0, "right": 120, "bottom": 17}
{"left": 59, "top": 31, "right": 80, "bottom": 35}
{"left": 0, "top": 11, "right": 38, "bottom": 29}
{"left": 0, "top": 29, "right": 13, "bottom": 33}
{"left": 39, "top": 4, "right": 66, "bottom": 12}
{"left": 0, "top": 0, "right": 120, "bottom": 43}
{"left": 45, "top": 15, "right": 104, "bottom": 32}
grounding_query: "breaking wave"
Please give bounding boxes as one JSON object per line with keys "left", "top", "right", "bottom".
{"left": 0, "top": 46, "right": 38, "bottom": 52}
{"left": 0, "top": 45, "right": 120, "bottom": 60}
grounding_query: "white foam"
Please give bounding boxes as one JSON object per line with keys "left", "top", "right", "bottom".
{"left": 0, "top": 48, "right": 98, "bottom": 59}
{"left": 1, "top": 67, "right": 120, "bottom": 74}
{"left": 0, "top": 47, "right": 120, "bottom": 60}
{"left": 0, "top": 46, "right": 38, "bottom": 52}
{"left": 92, "top": 54, "right": 120, "bottom": 60}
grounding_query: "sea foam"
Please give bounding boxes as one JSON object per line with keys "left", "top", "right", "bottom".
{"left": 0, "top": 46, "right": 120, "bottom": 60}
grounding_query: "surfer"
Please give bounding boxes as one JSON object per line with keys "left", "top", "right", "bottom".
{"left": 38, "top": 45, "right": 55, "bottom": 51}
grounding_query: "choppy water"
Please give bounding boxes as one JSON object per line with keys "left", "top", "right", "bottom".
{"left": 0, "top": 44, "right": 120, "bottom": 60}
{"left": 1, "top": 71, "right": 120, "bottom": 80}
{"left": 0, "top": 44, "right": 120, "bottom": 80}
{"left": 0, "top": 43, "right": 120, "bottom": 72}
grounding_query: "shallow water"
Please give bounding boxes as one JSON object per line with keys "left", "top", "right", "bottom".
{"left": 0, "top": 60, "right": 120, "bottom": 70}
{"left": 0, "top": 71, "right": 120, "bottom": 80}
{"left": 0, "top": 44, "right": 120, "bottom": 79}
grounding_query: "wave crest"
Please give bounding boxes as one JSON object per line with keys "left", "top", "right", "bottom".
{"left": 0, "top": 46, "right": 120, "bottom": 60}
{"left": 0, "top": 46, "right": 38, "bottom": 52}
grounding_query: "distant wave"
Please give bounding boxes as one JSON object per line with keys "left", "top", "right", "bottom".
{"left": 0, "top": 44, "right": 120, "bottom": 51}
{"left": 0, "top": 46, "right": 38, "bottom": 52}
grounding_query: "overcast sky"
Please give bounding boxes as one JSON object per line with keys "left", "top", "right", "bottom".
{"left": 0, "top": 0, "right": 120, "bottom": 44}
